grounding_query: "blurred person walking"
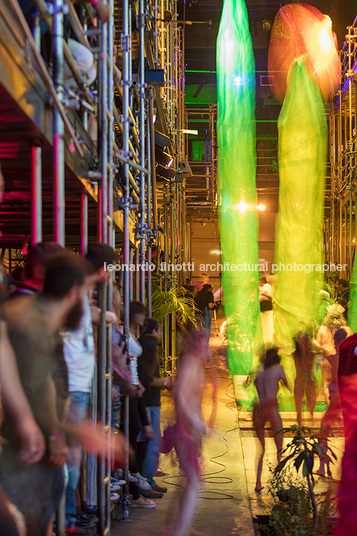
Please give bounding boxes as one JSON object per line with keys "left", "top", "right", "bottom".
{"left": 253, "top": 347, "right": 290, "bottom": 492}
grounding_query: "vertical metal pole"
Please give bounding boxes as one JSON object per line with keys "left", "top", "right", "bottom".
{"left": 121, "top": 0, "right": 131, "bottom": 519}
{"left": 80, "top": 192, "right": 88, "bottom": 257}
{"left": 52, "top": 3, "right": 65, "bottom": 530}
{"left": 97, "top": 281, "right": 107, "bottom": 536}
{"left": 148, "top": 88, "right": 158, "bottom": 230}
{"left": 163, "top": 185, "right": 169, "bottom": 369}
{"left": 170, "top": 181, "right": 176, "bottom": 366}
{"left": 53, "top": 0, "right": 65, "bottom": 245}
{"left": 135, "top": 248, "right": 140, "bottom": 300}
{"left": 108, "top": 0, "right": 114, "bottom": 246}
{"left": 130, "top": 248, "right": 134, "bottom": 301}
{"left": 31, "top": 145, "right": 42, "bottom": 245}
{"left": 139, "top": 0, "right": 146, "bottom": 304}
{"left": 98, "top": 17, "right": 108, "bottom": 244}
{"left": 147, "top": 113, "right": 152, "bottom": 315}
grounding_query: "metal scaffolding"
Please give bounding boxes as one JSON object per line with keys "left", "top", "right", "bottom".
{"left": 0, "top": 0, "right": 189, "bottom": 531}
{"left": 328, "top": 16, "right": 357, "bottom": 277}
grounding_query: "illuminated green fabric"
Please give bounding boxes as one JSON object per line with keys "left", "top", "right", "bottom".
{"left": 274, "top": 58, "right": 327, "bottom": 348}
{"left": 217, "top": 0, "right": 260, "bottom": 378}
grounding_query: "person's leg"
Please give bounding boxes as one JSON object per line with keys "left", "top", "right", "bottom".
{"left": 65, "top": 392, "right": 90, "bottom": 529}
{"left": 173, "top": 472, "right": 201, "bottom": 536}
{"left": 269, "top": 407, "right": 284, "bottom": 464}
{"left": 253, "top": 404, "right": 268, "bottom": 492}
{"left": 305, "top": 380, "right": 317, "bottom": 421}
{"left": 136, "top": 441, "right": 148, "bottom": 475}
{"left": 128, "top": 397, "right": 141, "bottom": 475}
{"left": 294, "top": 381, "right": 304, "bottom": 428}
{"left": 141, "top": 406, "right": 161, "bottom": 484}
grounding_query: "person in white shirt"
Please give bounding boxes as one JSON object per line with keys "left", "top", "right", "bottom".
{"left": 63, "top": 243, "right": 116, "bottom": 532}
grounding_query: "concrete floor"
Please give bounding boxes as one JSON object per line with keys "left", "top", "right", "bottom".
{"left": 111, "top": 337, "right": 345, "bottom": 536}
{"left": 111, "top": 340, "right": 255, "bottom": 536}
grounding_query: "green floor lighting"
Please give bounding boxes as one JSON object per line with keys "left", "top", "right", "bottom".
{"left": 217, "top": 0, "right": 260, "bottom": 386}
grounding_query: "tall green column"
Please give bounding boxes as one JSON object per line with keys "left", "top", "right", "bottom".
{"left": 217, "top": 0, "right": 260, "bottom": 381}
{"left": 274, "top": 58, "right": 327, "bottom": 347}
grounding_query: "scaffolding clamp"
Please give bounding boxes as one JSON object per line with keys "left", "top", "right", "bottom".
{"left": 117, "top": 196, "right": 138, "bottom": 210}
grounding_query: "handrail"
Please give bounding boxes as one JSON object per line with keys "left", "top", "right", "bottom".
{"left": 7, "top": 0, "right": 84, "bottom": 157}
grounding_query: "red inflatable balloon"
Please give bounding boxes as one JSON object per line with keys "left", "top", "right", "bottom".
{"left": 268, "top": 3, "right": 340, "bottom": 102}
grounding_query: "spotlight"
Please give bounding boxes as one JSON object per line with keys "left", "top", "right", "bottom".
{"left": 178, "top": 158, "right": 193, "bottom": 177}
{"left": 257, "top": 204, "right": 266, "bottom": 211}
{"left": 236, "top": 201, "right": 248, "bottom": 212}
{"left": 154, "top": 131, "right": 169, "bottom": 151}
{"left": 210, "top": 250, "right": 222, "bottom": 255}
{"left": 156, "top": 164, "right": 176, "bottom": 181}
{"left": 155, "top": 147, "right": 174, "bottom": 168}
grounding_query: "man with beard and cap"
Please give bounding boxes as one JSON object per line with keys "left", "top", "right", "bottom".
{"left": 0, "top": 252, "right": 86, "bottom": 536}
{"left": 63, "top": 242, "right": 117, "bottom": 534}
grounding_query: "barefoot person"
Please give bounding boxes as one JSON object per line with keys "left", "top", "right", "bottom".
{"left": 253, "top": 347, "right": 289, "bottom": 492}
{"left": 292, "top": 331, "right": 316, "bottom": 428}
{"left": 170, "top": 330, "right": 215, "bottom": 536}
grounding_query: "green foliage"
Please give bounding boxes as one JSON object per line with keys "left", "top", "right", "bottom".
{"left": 151, "top": 285, "right": 196, "bottom": 325}
{"left": 275, "top": 426, "right": 336, "bottom": 481}
{"left": 263, "top": 468, "right": 336, "bottom": 536}
{"left": 261, "top": 426, "right": 337, "bottom": 535}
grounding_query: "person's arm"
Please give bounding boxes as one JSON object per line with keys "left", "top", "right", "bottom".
{"left": 279, "top": 366, "right": 291, "bottom": 391}
{"left": 208, "top": 292, "right": 215, "bottom": 309}
{"left": 150, "top": 376, "right": 173, "bottom": 389}
{"left": 0, "top": 321, "right": 45, "bottom": 464}
{"left": 41, "top": 375, "right": 68, "bottom": 468}
{"left": 91, "top": 306, "right": 116, "bottom": 325}
{"left": 77, "top": 0, "right": 110, "bottom": 22}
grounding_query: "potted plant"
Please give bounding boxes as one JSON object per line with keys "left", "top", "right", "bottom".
{"left": 259, "top": 425, "right": 337, "bottom": 536}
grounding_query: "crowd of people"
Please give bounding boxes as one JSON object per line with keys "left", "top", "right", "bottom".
{"left": 253, "top": 272, "right": 354, "bottom": 495}
{"left": 2, "top": 249, "right": 357, "bottom": 535}
{"left": 0, "top": 245, "right": 219, "bottom": 536}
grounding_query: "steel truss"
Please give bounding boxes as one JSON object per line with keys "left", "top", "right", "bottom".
{"left": 328, "top": 16, "right": 357, "bottom": 277}
{"left": 0, "top": 0, "right": 189, "bottom": 532}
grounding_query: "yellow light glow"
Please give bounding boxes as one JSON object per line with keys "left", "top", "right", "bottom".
{"left": 318, "top": 21, "right": 333, "bottom": 54}
{"left": 236, "top": 201, "right": 248, "bottom": 212}
{"left": 257, "top": 204, "right": 266, "bottom": 211}
{"left": 210, "top": 249, "right": 222, "bottom": 255}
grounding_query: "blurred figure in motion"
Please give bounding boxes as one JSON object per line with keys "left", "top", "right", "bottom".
{"left": 314, "top": 305, "right": 351, "bottom": 406}
{"left": 292, "top": 331, "right": 316, "bottom": 427}
{"left": 0, "top": 267, "right": 45, "bottom": 536}
{"left": 335, "top": 333, "right": 357, "bottom": 536}
{"left": 316, "top": 327, "right": 348, "bottom": 478}
{"left": 259, "top": 274, "right": 274, "bottom": 347}
{"left": 195, "top": 283, "right": 215, "bottom": 335}
{"left": 165, "top": 330, "right": 214, "bottom": 536}
{"left": 253, "top": 347, "right": 289, "bottom": 492}
{"left": 0, "top": 252, "right": 86, "bottom": 536}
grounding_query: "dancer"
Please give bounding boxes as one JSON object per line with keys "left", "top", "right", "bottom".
{"left": 292, "top": 331, "right": 316, "bottom": 427}
{"left": 253, "top": 347, "right": 289, "bottom": 492}
{"left": 315, "top": 327, "right": 348, "bottom": 477}
{"left": 169, "top": 331, "right": 214, "bottom": 536}
{"left": 314, "top": 305, "right": 351, "bottom": 406}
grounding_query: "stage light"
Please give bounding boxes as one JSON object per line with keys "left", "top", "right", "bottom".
{"left": 234, "top": 75, "right": 243, "bottom": 86}
{"left": 167, "top": 155, "right": 174, "bottom": 168}
{"left": 236, "top": 201, "right": 248, "bottom": 212}
{"left": 210, "top": 250, "right": 222, "bottom": 255}
{"left": 257, "top": 204, "right": 266, "bottom": 211}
